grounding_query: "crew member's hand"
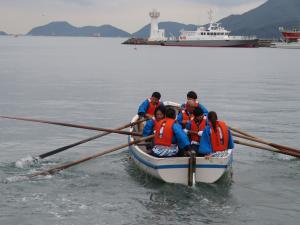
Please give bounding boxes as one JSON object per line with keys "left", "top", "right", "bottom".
{"left": 205, "top": 154, "right": 212, "bottom": 160}
{"left": 198, "top": 131, "right": 203, "bottom": 136}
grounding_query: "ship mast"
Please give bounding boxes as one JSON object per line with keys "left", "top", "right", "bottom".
{"left": 208, "top": 9, "right": 213, "bottom": 24}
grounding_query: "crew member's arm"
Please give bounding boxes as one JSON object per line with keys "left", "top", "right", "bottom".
{"left": 199, "top": 126, "right": 213, "bottom": 155}
{"left": 142, "top": 120, "right": 155, "bottom": 137}
{"left": 198, "top": 103, "right": 208, "bottom": 116}
{"left": 138, "top": 100, "right": 151, "bottom": 119}
{"left": 228, "top": 129, "right": 234, "bottom": 149}
{"left": 172, "top": 123, "right": 190, "bottom": 150}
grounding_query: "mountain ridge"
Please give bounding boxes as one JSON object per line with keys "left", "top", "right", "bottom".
{"left": 25, "top": 0, "right": 300, "bottom": 39}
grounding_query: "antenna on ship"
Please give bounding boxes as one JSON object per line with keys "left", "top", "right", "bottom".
{"left": 208, "top": 9, "right": 213, "bottom": 24}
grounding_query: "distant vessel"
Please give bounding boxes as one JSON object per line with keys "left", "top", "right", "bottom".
{"left": 279, "top": 26, "right": 300, "bottom": 42}
{"left": 162, "top": 11, "right": 258, "bottom": 48}
{"left": 270, "top": 41, "right": 300, "bottom": 49}
{"left": 270, "top": 26, "right": 300, "bottom": 49}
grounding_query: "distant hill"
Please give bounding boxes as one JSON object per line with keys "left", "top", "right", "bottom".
{"left": 219, "top": 0, "right": 300, "bottom": 39}
{"left": 133, "top": 0, "right": 300, "bottom": 39}
{"left": 0, "top": 31, "right": 7, "bottom": 35}
{"left": 132, "top": 22, "right": 198, "bottom": 38}
{"left": 27, "top": 21, "right": 130, "bottom": 37}
{"left": 25, "top": 0, "right": 300, "bottom": 39}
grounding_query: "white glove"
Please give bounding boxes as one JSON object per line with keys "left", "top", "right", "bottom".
{"left": 198, "top": 131, "right": 203, "bottom": 136}
{"left": 184, "top": 129, "right": 189, "bottom": 134}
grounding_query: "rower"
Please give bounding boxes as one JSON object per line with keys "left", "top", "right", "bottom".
{"left": 151, "top": 108, "right": 191, "bottom": 157}
{"left": 137, "top": 92, "right": 163, "bottom": 132}
{"left": 198, "top": 111, "right": 234, "bottom": 157}
{"left": 184, "top": 107, "right": 207, "bottom": 151}
{"left": 181, "top": 90, "right": 208, "bottom": 115}
{"left": 177, "top": 99, "right": 196, "bottom": 128}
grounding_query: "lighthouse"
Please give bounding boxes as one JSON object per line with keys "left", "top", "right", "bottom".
{"left": 148, "top": 9, "right": 166, "bottom": 41}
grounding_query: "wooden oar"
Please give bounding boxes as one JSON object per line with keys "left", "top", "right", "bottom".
{"left": 229, "top": 126, "right": 258, "bottom": 139}
{"left": 230, "top": 126, "right": 300, "bottom": 154}
{"left": 234, "top": 139, "right": 282, "bottom": 153}
{"left": 29, "top": 135, "right": 154, "bottom": 178}
{"left": 37, "top": 118, "right": 147, "bottom": 159}
{"left": 232, "top": 133, "right": 300, "bottom": 158}
{"left": 0, "top": 115, "right": 142, "bottom": 137}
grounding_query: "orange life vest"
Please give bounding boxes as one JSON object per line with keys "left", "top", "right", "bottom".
{"left": 190, "top": 118, "right": 206, "bottom": 142}
{"left": 181, "top": 109, "right": 194, "bottom": 126}
{"left": 146, "top": 99, "right": 160, "bottom": 116}
{"left": 154, "top": 118, "right": 175, "bottom": 146}
{"left": 210, "top": 121, "right": 229, "bottom": 152}
{"left": 153, "top": 119, "right": 160, "bottom": 131}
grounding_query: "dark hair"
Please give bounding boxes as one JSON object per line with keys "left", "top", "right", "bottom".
{"left": 154, "top": 105, "right": 166, "bottom": 117}
{"left": 165, "top": 107, "right": 176, "bottom": 119}
{"left": 208, "top": 111, "right": 218, "bottom": 132}
{"left": 193, "top": 107, "right": 203, "bottom": 117}
{"left": 187, "top": 91, "right": 197, "bottom": 100}
{"left": 151, "top": 92, "right": 161, "bottom": 99}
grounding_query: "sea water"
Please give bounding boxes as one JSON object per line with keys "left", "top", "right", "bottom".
{"left": 0, "top": 36, "right": 299, "bottom": 225}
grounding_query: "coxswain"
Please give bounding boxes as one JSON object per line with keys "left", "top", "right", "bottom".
{"left": 151, "top": 107, "right": 191, "bottom": 157}
{"left": 184, "top": 107, "right": 207, "bottom": 151}
{"left": 198, "top": 111, "right": 234, "bottom": 157}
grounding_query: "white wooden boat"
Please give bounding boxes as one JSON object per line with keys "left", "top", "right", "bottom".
{"left": 128, "top": 101, "right": 233, "bottom": 185}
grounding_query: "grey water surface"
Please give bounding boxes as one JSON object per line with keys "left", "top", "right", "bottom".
{"left": 0, "top": 36, "right": 299, "bottom": 225}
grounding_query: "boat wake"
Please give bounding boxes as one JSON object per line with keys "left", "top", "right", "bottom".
{"left": 15, "top": 155, "right": 40, "bottom": 168}
{"left": 3, "top": 175, "right": 30, "bottom": 183}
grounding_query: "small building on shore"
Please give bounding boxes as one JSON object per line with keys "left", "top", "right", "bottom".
{"left": 148, "top": 9, "right": 166, "bottom": 41}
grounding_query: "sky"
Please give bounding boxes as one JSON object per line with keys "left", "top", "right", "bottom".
{"left": 0, "top": 0, "right": 267, "bottom": 34}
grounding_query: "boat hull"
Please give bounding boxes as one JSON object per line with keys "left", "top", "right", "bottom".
{"left": 161, "top": 39, "right": 258, "bottom": 47}
{"left": 128, "top": 108, "right": 233, "bottom": 185}
{"left": 270, "top": 42, "right": 300, "bottom": 49}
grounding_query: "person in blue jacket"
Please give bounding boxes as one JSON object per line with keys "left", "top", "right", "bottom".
{"left": 142, "top": 105, "right": 166, "bottom": 137}
{"left": 177, "top": 99, "right": 196, "bottom": 128}
{"left": 198, "top": 111, "right": 234, "bottom": 157}
{"left": 151, "top": 107, "right": 191, "bottom": 157}
{"left": 137, "top": 92, "right": 163, "bottom": 132}
{"left": 137, "top": 92, "right": 163, "bottom": 119}
{"left": 180, "top": 91, "right": 208, "bottom": 116}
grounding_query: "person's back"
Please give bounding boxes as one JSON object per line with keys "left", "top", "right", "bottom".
{"left": 151, "top": 107, "right": 190, "bottom": 157}
{"left": 198, "top": 111, "right": 234, "bottom": 156}
{"left": 185, "top": 107, "right": 207, "bottom": 151}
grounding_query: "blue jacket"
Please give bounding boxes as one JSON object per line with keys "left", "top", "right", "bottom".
{"left": 142, "top": 120, "right": 190, "bottom": 149}
{"left": 180, "top": 102, "right": 208, "bottom": 115}
{"left": 198, "top": 126, "right": 234, "bottom": 155}
{"left": 177, "top": 110, "right": 192, "bottom": 127}
{"left": 138, "top": 99, "right": 164, "bottom": 116}
{"left": 142, "top": 119, "right": 156, "bottom": 137}
{"left": 185, "top": 119, "right": 208, "bottom": 130}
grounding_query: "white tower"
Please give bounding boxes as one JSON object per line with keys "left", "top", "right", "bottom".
{"left": 148, "top": 9, "right": 166, "bottom": 41}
